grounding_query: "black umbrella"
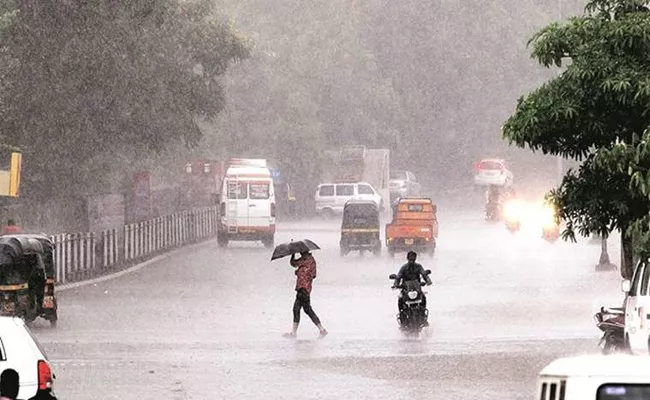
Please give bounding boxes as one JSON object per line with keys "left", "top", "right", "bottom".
{"left": 270, "top": 239, "right": 321, "bottom": 261}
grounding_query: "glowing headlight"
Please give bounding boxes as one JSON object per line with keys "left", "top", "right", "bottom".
{"left": 407, "top": 291, "right": 418, "bottom": 300}
{"left": 503, "top": 199, "right": 523, "bottom": 221}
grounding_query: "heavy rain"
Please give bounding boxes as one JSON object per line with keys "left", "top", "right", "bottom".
{"left": 1, "top": 0, "right": 650, "bottom": 399}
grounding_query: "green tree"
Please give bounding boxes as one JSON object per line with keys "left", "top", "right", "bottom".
{"left": 502, "top": 0, "right": 650, "bottom": 279}
{"left": 0, "top": 0, "right": 247, "bottom": 200}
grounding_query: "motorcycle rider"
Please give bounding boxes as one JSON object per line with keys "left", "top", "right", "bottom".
{"left": 392, "top": 251, "right": 432, "bottom": 327}
{"left": 485, "top": 185, "right": 502, "bottom": 219}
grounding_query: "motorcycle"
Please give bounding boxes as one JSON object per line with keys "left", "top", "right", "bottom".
{"left": 389, "top": 270, "right": 431, "bottom": 335}
{"left": 485, "top": 202, "right": 502, "bottom": 221}
{"left": 542, "top": 224, "right": 560, "bottom": 242}
{"left": 594, "top": 306, "right": 626, "bottom": 354}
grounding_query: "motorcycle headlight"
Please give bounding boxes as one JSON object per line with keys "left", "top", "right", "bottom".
{"left": 407, "top": 291, "right": 418, "bottom": 300}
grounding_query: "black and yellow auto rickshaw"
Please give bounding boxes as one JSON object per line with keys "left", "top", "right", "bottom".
{"left": 0, "top": 235, "right": 58, "bottom": 327}
{"left": 340, "top": 200, "right": 381, "bottom": 256}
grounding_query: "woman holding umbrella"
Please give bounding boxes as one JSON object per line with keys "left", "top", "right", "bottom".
{"left": 272, "top": 240, "right": 328, "bottom": 338}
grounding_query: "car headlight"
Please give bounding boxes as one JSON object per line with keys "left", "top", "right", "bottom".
{"left": 407, "top": 291, "right": 418, "bottom": 300}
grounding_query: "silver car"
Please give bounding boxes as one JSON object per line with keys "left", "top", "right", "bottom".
{"left": 389, "top": 170, "right": 421, "bottom": 201}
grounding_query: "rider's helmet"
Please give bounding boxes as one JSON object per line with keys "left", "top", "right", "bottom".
{"left": 407, "top": 251, "right": 417, "bottom": 262}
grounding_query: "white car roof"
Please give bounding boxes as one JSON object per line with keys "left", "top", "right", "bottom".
{"left": 319, "top": 181, "right": 374, "bottom": 186}
{"left": 540, "top": 355, "right": 650, "bottom": 377}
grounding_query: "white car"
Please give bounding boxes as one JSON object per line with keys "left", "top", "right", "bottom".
{"left": 0, "top": 317, "right": 56, "bottom": 399}
{"left": 315, "top": 182, "right": 382, "bottom": 217}
{"left": 473, "top": 158, "right": 514, "bottom": 187}
{"left": 537, "top": 354, "right": 650, "bottom": 399}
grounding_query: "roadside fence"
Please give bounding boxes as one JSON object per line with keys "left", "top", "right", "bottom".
{"left": 50, "top": 206, "right": 219, "bottom": 284}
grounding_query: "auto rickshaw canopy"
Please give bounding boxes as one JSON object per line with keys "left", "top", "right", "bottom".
{"left": 1, "top": 234, "right": 55, "bottom": 278}
{"left": 341, "top": 200, "right": 380, "bottom": 230}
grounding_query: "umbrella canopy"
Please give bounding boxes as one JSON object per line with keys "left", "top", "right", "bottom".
{"left": 270, "top": 239, "right": 320, "bottom": 261}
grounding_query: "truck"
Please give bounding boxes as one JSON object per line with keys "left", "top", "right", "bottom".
{"left": 321, "top": 146, "right": 390, "bottom": 210}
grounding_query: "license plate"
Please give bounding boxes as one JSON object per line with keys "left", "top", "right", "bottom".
{"left": 406, "top": 300, "right": 422, "bottom": 305}
{"left": 405, "top": 238, "right": 414, "bottom": 245}
{"left": 42, "top": 296, "right": 54, "bottom": 309}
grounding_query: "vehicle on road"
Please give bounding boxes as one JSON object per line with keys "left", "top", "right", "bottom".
{"left": 473, "top": 158, "right": 514, "bottom": 187}
{"left": 321, "top": 146, "right": 391, "bottom": 210}
{"left": 389, "top": 269, "right": 431, "bottom": 336}
{"left": 0, "top": 316, "right": 57, "bottom": 399}
{"left": 0, "top": 236, "right": 57, "bottom": 327}
{"left": 314, "top": 182, "right": 382, "bottom": 218}
{"left": 541, "top": 202, "right": 561, "bottom": 242}
{"left": 502, "top": 198, "right": 523, "bottom": 233}
{"left": 620, "top": 261, "right": 650, "bottom": 354}
{"left": 388, "top": 170, "right": 421, "bottom": 202}
{"left": 218, "top": 159, "right": 276, "bottom": 249}
{"left": 594, "top": 306, "right": 626, "bottom": 354}
{"left": 385, "top": 198, "right": 438, "bottom": 257}
{"left": 537, "top": 354, "right": 650, "bottom": 399}
{"left": 339, "top": 200, "right": 381, "bottom": 257}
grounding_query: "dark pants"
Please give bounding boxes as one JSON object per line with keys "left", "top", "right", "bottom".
{"left": 293, "top": 288, "right": 321, "bottom": 325}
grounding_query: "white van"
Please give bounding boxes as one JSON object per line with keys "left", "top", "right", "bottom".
{"left": 622, "top": 261, "right": 650, "bottom": 354}
{"left": 217, "top": 159, "right": 275, "bottom": 248}
{"left": 536, "top": 354, "right": 650, "bottom": 399}
{"left": 314, "top": 182, "right": 382, "bottom": 217}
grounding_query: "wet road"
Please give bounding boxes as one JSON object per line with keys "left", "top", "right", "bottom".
{"left": 33, "top": 198, "right": 624, "bottom": 399}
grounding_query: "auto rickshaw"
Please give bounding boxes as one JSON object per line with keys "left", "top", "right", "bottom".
{"left": 340, "top": 200, "right": 381, "bottom": 256}
{"left": 540, "top": 202, "right": 560, "bottom": 242}
{"left": 0, "top": 235, "right": 57, "bottom": 327}
{"left": 385, "top": 198, "right": 438, "bottom": 257}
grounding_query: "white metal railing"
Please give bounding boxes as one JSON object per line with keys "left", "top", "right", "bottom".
{"left": 50, "top": 206, "right": 218, "bottom": 284}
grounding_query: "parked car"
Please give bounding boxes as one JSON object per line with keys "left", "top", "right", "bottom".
{"left": 315, "top": 182, "right": 382, "bottom": 217}
{"left": 0, "top": 316, "right": 56, "bottom": 399}
{"left": 537, "top": 354, "right": 650, "bottom": 400}
{"left": 389, "top": 170, "right": 421, "bottom": 201}
{"left": 473, "top": 158, "right": 514, "bottom": 187}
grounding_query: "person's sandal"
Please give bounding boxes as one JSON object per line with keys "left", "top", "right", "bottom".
{"left": 318, "top": 330, "right": 328, "bottom": 339}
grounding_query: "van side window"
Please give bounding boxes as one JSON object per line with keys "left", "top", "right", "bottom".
{"left": 227, "top": 182, "right": 248, "bottom": 199}
{"left": 540, "top": 383, "right": 547, "bottom": 400}
{"left": 631, "top": 263, "right": 645, "bottom": 296}
{"left": 336, "top": 185, "right": 354, "bottom": 196}
{"left": 319, "top": 185, "right": 334, "bottom": 197}
{"left": 0, "top": 337, "right": 5, "bottom": 361}
{"left": 358, "top": 184, "right": 374, "bottom": 195}
{"left": 559, "top": 380, "right": 566, "bottom": 400}
{"left": 549, "top": 383, "right": 557, "bottom": 400}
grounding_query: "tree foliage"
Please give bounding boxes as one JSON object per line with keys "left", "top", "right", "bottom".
{"left": 0, "top": 0, "right": 247, "bottom": 200}
{"left": 503, "top": 0, "right": 650, "bottom": 278}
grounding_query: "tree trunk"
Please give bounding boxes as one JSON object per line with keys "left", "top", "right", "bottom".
{"left": 621, "top": 232, "right": 635, "bottom": 280}
{"left": 599, "top": 237, "right": 611, "bottom": 265}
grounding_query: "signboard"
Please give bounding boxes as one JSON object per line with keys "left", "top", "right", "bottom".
{"left": 0, "top": 148, "right": 21, "bottom": 197}
{"left": 87, "top": 193, "right": 125, "bottom": 232}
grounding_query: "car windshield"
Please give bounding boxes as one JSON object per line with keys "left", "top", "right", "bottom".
{"left": 390, "top": 171, "right": 407, "bottom": 180}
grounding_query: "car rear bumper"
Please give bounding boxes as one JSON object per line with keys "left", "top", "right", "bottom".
{"left": 474, "top": 175, "right": 507, "bottom": 186}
